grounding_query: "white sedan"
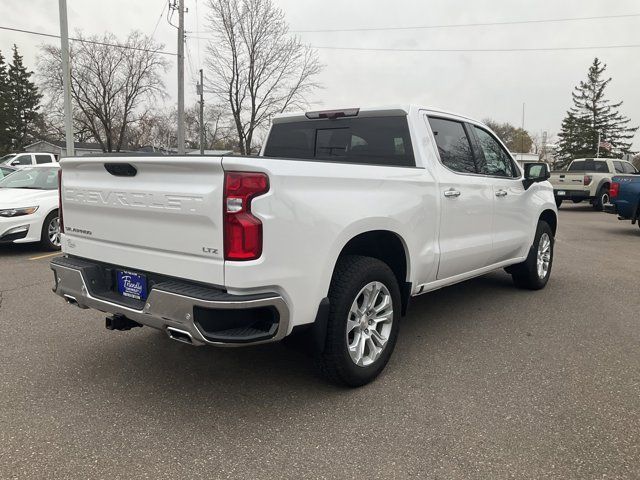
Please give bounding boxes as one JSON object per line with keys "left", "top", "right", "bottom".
{"left": 0, "top": 164, "right": 61, "bottom": 250}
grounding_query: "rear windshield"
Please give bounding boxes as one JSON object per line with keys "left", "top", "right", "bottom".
{"left": 567, "top": 160, "right": 609, "bottom": 172}
{"left": 263, "top": 116, "right": 415, "bottom": 167}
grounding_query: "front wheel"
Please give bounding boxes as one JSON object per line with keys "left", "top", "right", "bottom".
{"left": 40, "top": 210, "right": 61, "bottom": 251}
{"left": 317, "top": 255, "right": 401, "bottom": 387}
{"left": 509, "top": 221, "right": 554, "bottom": 290}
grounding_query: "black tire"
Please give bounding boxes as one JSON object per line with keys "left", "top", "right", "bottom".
{"left": 572, "top": 199, "right": 582, "bottom": 204}
{"left": 317, "top": 255, "right": 401, "bottom": 387}
{"left": 592, "top": 186, "right": 609, "bottom": 211}
{"left": 510, "top": 221, "right": 554, "bottom": 290}
{"left": 40, "top": 210, "right": 61, "bottom": 251}
{"left": 555, "top": 197, "right": 563, "bottom": 208}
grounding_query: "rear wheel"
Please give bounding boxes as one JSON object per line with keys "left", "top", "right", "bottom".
{"left": 592, "top": 186, "right": 609, "bottom": 211}
{"left": 317, "top": 255, "right": 401, "bottom": 387}
{"left": 40, "top": 210, "right": 61, "bottom": 251}
{"left": 572, "top": 199, "right": 582, "bottom": 204}
{"left": 510, "top": 221, "right": 553, "bottom": 290}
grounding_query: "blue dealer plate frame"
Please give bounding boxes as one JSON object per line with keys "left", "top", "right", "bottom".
{"left": 116, "top": 270, "right": 148, "bottom": 301}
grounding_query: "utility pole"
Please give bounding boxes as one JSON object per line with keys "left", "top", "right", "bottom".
{"left": 596, "top": 132, "right": 601, "bottom": 158}
{"left": 177, "top": 0, "right": 185, "bottom": 155}
{"left": 198, "top": 69, "right": 204, "bottom": 154}
{"left": 520, "top": 102, "right": 525, "bottom": 155}
{"left": 58, "top": 0, "right": 74, "bottom": 157}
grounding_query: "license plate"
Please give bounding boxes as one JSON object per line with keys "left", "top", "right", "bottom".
{"left": 557, "top": 190, "right": 566, "bottom": 196}
{"left": 116, "top": 270, "right": 148, "bottom": 300}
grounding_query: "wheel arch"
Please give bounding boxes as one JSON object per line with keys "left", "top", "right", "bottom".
{"left": 332, "top": 230, "right": 411, "bottom": 315}
{"left": 595, "top": 178, "right": 611, "bottom": 194}
{"left": 539, "top": 209, "right": 557, "bottom": 236}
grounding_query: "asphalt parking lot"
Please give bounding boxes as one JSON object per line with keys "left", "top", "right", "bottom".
{"left": 0, "top": 204, "right": 638, "bottom": 479}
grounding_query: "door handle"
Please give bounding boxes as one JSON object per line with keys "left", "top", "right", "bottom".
{"left": 495, "top": 189, "right": 508, "bottom": 197}
{"left": 444, "top": 189, "right": 461, "bottom": 198}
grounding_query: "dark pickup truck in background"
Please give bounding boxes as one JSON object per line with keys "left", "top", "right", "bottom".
{"left": 605, "top": 173, "right": 640, "bottom": 229}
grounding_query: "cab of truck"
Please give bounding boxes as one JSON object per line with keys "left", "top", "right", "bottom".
{"left": 1, "top": 152, "right": 58, "bottom": 169}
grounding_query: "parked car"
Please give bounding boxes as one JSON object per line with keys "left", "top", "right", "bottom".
{"left": 0, "top": 165, "right": 17, "bottom": 179}
{"left": 604, "top": 173, "right": 640, "bottom": 229}
{"left": 0, "top": 164, "right": 61, "bottom": 250}
{"left": 51, "top": 105, "right": 557, "bottom": 386}
{"left": 1, "top": 152, "right": 58, "bottom": 169}
{"left": 550, "top": 158, "right": 637, "bottom": 210}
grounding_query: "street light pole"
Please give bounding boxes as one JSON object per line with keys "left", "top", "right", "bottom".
{"left": 58, "top": 0, "right": 74, "bottom": 157}
{"left": 177, "top": 0, "right": 185, "bottom": 155}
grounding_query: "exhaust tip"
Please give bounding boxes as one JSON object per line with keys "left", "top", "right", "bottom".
{"left": 64, "top": 294, "right": 79, "bottom": 306}
{"left": 166, "top": 327, "right": 194, "bottom": 345}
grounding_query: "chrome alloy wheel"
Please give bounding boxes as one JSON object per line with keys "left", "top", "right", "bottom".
{"left": 48, "top": 216, "right": 61, "bottom": 247}
{"left": 536, "top": 232, "right": 551, "bottom": 280}
{"left": 346, "top": 281, "right": 393, "bottom": 367}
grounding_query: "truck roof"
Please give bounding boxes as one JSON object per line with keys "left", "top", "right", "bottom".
{"left": 272, "top": 105, "right": 480, "bottom": 125}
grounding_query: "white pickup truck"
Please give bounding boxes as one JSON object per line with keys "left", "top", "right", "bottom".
{"left": 550, "top": 158, "right": 638, "bottom": 210}
{"left": 51, "top": 106, "right": 557, "bottom": 386}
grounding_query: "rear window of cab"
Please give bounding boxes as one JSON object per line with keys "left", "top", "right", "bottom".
{"left": 568, "top": 160, "right": 608, "bottom": 172}
{"left": 263, "top": 116, "right": 416, "bottom": 167}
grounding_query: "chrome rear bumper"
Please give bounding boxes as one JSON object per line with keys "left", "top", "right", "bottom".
{"left": 50, "top": 256, "right": 290, "bottom": 347}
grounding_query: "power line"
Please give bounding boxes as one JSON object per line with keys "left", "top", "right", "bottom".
{"left": 310, "top": 43, "right": 640, "bottom": 53}
{"left": 195, "top": 0, "right": 202, "bottom": 68}
{"left": 0, "top": 25, "right": 177, "bottom": 56}
{"left": 150, "top": 0, "right": 168, "bottom": 39}
{"left": 185, "top": 37, "right": 197, "bottom": 79}
{"left": 290, "top": 12, "right": 640, "bottom": 33}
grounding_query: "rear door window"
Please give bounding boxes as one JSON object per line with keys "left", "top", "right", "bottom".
{"left": 35, "top": 154, "right": 52, "bottom": 164}
{"left": 428, "top": 117, "right": 478, "bottom": 174}
{"left": 264, "top": 116, "right": 415, "bottom": 167}
{"left": 613, "top": 161, "right": 625, "bottom": 173}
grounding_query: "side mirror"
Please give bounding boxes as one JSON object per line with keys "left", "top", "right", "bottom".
{"left": 523, "top": 163, "right": 550, "bottom": 189}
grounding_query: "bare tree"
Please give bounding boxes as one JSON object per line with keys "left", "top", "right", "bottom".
{"left": 205, "top": 0, "right": 322, "bottom": 154}
{"left": 38, "top": 31, "right": 169, "bottom": 152}
{"left": 125, "top": 105, "right": 235, "bottom": 152}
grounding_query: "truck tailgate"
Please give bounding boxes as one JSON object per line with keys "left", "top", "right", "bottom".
{"left": 60, "top": 156, "right": 225, "bottom": 286}
{"left": 550, "top": 172, "right": 585, "bottom": 190}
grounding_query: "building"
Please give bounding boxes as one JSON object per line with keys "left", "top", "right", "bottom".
{"left": 511, "top": 152, "right": 540, "bottom": 169}
{"left": 24, "top": 139, "right": 104, "bottom": 158}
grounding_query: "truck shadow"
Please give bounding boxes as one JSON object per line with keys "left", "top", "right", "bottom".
{"left": 557, "top": 204, "right": 598, "bottom": 213}
{"left": 603, "top": 226, "right": 640, "bottom": 237}
{"left": 0, "top": 243, "right": 50, "bottom": 255}
{"left": 67, "top": 270, "right": 520, "bottom": 412}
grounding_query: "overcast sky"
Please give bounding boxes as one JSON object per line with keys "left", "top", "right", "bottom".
{"left": 1, "top": 0, "right": 638, "bottom": 147}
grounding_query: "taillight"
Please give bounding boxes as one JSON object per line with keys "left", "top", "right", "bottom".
{"left": 57, "top": 169, "right": 64, "bottom": 232}
{"left": 223, "top": 171, "right": 269, "bottom": 261}
{"left": 583, "top": 175, "right": 592, "bottom": 186}
{"left": 610, "top": 182, "right": 620, "bottom": 199}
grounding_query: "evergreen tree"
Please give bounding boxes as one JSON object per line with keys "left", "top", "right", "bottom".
{"left": 557, "top": 58, "right": 637, "bottom": 165}
{"left": 0, "top": 50, "right": 9, "bottom": 154}
{"left": 6, "top": 45, "right": 41, "bottom": 151}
